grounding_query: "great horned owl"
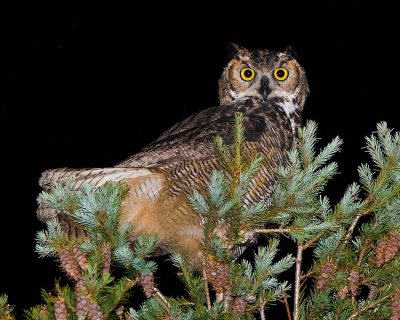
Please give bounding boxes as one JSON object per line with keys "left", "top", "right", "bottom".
{"left": 37, "top": 44, "right": 309, "bottom": 268}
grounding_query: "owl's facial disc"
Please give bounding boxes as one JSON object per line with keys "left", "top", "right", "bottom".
{"left": 219, "top": 47, "right": 309, "bottom": 110}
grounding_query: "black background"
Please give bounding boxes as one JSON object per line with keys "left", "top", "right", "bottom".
{"left": 2, "top": 1, "right": 400, "bottom": 316}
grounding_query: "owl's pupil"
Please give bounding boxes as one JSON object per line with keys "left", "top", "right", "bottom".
{"left": 244, "top": 69, "right": 253, "bottom": 78}
{"left": 277, "top": 69, "right": 285, "bottom": 78}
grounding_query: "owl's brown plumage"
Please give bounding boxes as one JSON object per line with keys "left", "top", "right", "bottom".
{"left": 37, "top": 44, "right": 309, "bottom": 268}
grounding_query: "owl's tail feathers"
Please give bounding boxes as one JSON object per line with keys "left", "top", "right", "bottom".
{"left": 37, "top": 167, "right": 152, "bottom": 222}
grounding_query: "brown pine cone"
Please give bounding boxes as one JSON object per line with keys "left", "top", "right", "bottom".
{"left": 59, "top": 248, "right": 81, "bottom": 281}
{"left": 204, "top": 259, "right": 230, "bottom": 293}
{"left": 386, "top": 235, "right": 400, "bottom": 263}
{"left": 232, "top": 297, "right": 247, "bottom": 315}
{"left": 374, "top": 239, "right": 388, "bottom": 267}
{"left": 54, "top": 300, "right": 67, "bottom": 320}
{"left": 140, "top": 274, "right": 155, "bottom": 298}
{"left": 385, "top": 244, "right": 398, "bottom": 264}
{"left": 76, "top": 294, "right": 90, "bottom": 317}
{"left": 348, "top": 270, "right": 360, "bottom": 297}
{"left": 375, "top": 236, "right": 400, "bottom": 267}
{"left": 316, "top": 261, "right": 336, "bottom": 290}
{"left": 391, "top": 292, "right": 400, "bottom": 320}
{"left": 88, "top": 301, "right": 104, "bottom": 320}
{"left": 72, "top": 245, "right": 88, "bottom": 271}
{"left": 391, "top": 235, "right": 400, "bottom": 246}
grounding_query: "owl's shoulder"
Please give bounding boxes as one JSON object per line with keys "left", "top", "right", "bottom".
{"left": 157, "top": 98, "right": 286, "bottom": 142}
{"left": 117, "top": 99, "right": 289, "bottom": 168}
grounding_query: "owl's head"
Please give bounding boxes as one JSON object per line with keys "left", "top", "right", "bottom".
{"left": 218, "top": 44, "right": 309, "bottom": 117}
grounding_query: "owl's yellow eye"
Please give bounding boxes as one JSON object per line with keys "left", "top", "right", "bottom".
{"left": 240, "top": 68, "right": 256, "bottom": 81}
{"left": 273, "top": 68, "right": 289, "bottom": 81}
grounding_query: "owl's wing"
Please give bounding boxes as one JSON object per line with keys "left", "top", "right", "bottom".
{"left": 117, "top": 103, "right": 267, "bottom": 168}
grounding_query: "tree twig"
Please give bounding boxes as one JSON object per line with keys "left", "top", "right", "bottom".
{"left": 202, "top": 262, "right": 211, "bottom": 310}
{"left": 300, "top": 270, "right": 315, "bottom": 281}
{"left": 303, "top": 233, "right": 323, "bottom": 250}
{"left": 293, "top": 244, "right": 304, "bottom": 320}
{"left": 154, "top": 288, "right": 170, "bottom": 309}
{"left": 345, "top": 211, "right": 369, "bottom": 241}
{"left": 283, "top": 293, "right": 292, "bottom": 320}
{"left": 254, "top": 227, "right": 292, "bottom": 234}
{"left": 259, "top": 298, "right": 266, "bottom": 320}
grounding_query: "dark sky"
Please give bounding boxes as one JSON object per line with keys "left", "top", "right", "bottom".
{"left": 2, "top": 1, "right": 400, "bottom": 316}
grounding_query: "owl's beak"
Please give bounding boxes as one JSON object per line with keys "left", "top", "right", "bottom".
{"left": 259, "top": 77, "right": 270, "bottom": 100}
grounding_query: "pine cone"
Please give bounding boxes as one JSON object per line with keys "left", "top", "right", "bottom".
{"left": 386, "top": 235, "right": 400, "bottom": 263}
{"left": 72, "top": 245, "right": 88, "bottom": 271}
{"left": 140, "top": 274, "right": 155, "bottom": 298}
{"left": 316, "top": 261, "right": 336, "bottom": 290}
{"left": 204, "top": 259, "right": 230, "bottom": 293}
{"left": 76, "top": 294, "right": 90, "bottom": 317}
{"left": 374, "top": 239, "right": 387, "bottom": 267}
{"left": 232, "top": 297, "right": 247, "bottom": 315}
{"left": 59, "top": 249, "right": 81, "bottom": 281}
{"left": 101, "top": 243, "right": 112, "bottom": 275}
{"left": 88, "top": 301, "right": 104, "bottom": 320}
{"left": 385, "top": 243, "right": 399, "bottom": 264}
{"left": 348, "top": 270, "right": 360, "bottom": 297}
{"left": 375, "top": 235, "right": 400, "bottom": 267}
{"left": 391, "top": 292, "right": 400, "bottom": 320}
{"left": 54, "top": 300, "right": 67, "bottom": 320}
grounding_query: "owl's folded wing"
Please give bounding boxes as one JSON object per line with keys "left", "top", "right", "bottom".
{"left": 117, "top": 103, "right": 268, "bottom": 168}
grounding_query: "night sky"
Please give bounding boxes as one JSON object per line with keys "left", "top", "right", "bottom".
{"left": 2, "top": 2, "right": 400, "bottom": 316}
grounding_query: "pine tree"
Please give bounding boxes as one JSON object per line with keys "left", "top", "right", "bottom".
{"left": 2, "top": 114, "right": 400, "bottom": 319}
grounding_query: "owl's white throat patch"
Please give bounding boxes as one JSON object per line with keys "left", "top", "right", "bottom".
{"left": 270, "top": 89, "right": 299, "bottom": 118}
{"left": 270, "top": 89, "right": 300, "bottom": 137}
{"left": 278, "top": 98, "right": 296, "bottom": 118}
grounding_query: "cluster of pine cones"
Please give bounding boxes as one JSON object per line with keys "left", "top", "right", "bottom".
{"left": 55, "top": 246, "right": 106, "bottom": 319}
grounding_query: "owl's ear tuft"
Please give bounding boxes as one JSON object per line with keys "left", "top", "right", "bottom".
{"left": 283, "top": 45, "right": 298, "bottom": 58}
{"left": 225, "top": 43, "right": 246, "bottom": 58}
